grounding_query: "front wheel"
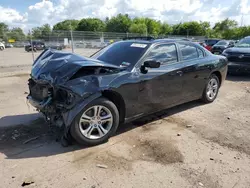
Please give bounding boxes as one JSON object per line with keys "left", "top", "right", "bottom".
{"left": 0, "top": 46, "right": 4, "bottom": 51}
{"left": 201, "top": 74, "right": 220, "bottom": 103}
{"left": 70, "top": 97, "right": 119, "bottom": 146}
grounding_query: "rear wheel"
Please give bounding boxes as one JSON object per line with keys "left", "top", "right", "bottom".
{"left": 70, "top": 97, "right": 119, "bottom": 146}
{"left": 201, "top": 74, "right": 220, "bottom": 103}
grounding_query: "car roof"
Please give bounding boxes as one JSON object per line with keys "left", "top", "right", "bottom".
{"left": 121, "top": 38, "right": 191, "bottom": 44}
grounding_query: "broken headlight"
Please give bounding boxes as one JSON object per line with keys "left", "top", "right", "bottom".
{"left": 57, "top": 89, "right": 76, "bottom": 105}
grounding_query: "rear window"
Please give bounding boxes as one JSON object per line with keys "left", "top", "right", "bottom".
{"left": 91, "top": 41, "right": 150, "bottom": 68}
{"left": 179, "top": 43, "right": 201, "bottom": 60}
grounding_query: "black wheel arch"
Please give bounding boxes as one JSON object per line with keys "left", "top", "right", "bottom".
{"left": 102, "top": 90, "right": 126, "bottom": 124}
{"left": 210, "top": 71, "right": 222, "bottom": 87}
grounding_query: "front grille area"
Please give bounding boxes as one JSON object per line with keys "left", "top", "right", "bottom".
{"left": 28, "top": 79, "right": 52, "bottom": 101}
{"left": 227, "top": 55, "right": 250, "bottom": 63}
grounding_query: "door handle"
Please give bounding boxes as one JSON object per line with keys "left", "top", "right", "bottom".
{"left": 176, "top": 71, "right": 183, "bottom": 76}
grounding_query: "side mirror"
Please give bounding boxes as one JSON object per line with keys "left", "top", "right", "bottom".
{"left": 143, "top": 60, "right": 161, "bottom": 68}
{"left": 141, "top": 60, "right": 160, "bottom": 74}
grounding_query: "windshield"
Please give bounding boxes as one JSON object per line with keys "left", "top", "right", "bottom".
{"left": 236, "top": 38, "right": 250, "bottom": 47}
{"left": 91, "top": 41, "right": 150, "bottom": 69}
{"left": 215, "top": 41, "right": 228, "bottom": 45}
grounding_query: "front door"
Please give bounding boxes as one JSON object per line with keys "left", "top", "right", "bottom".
{"left": 137, "top": 43, "right": 185, "bottom": 114}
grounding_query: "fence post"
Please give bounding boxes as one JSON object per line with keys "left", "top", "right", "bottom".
{"left": 70, "top": 22, "right": 74, "bottom": 53}
{"left": 29, "top": 29, "right": 35, "bottom": 63}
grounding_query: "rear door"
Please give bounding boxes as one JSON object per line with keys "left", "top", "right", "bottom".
{"left": 136, "top": 43, "right": 186, "bottom": 114}
{"left": 177, "top": 42, "right": 210, "bottom": 101}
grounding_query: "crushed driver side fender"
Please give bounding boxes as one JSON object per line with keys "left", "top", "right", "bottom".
{"left": 62, "top": 92, "right": 102, "bottom": 127}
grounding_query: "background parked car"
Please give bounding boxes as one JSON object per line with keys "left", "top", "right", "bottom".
{"left": 0, "top": 42, "right": 5, "bottom": 50}
{"left": 211, "top": 40, "right": 235, "bottom": 55}
{"left": 222, "top": 36, "right": 250, "bottom": 75}
{"left": 46, "top": 43, "right": 65, "bottom": 50}
{"left": 25, "top": 41, "right": 45, "bottom": 52}
{"left": 5, "top": 43, "right": 14, "bottom": 48}
{"left": 204, "top": 39, "right": 221, "bottom": 51}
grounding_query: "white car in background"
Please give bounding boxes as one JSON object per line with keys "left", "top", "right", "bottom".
{"left": 0, "top": 42, "right": 5, "bottom": 50}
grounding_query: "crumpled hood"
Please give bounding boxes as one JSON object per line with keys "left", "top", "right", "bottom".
{"left": 31, "top": 49, "right": 123, "bottom": 85}
{"left": 225, "top": 47, "right": 250, "bottom": 53}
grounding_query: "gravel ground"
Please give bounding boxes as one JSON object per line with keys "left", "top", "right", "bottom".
{"left": 0, "top": 48, "right": 250, "bottom": 188}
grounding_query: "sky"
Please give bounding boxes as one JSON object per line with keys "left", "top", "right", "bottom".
{"left": 1, "top": 0, "right": 250, "bottom": 31}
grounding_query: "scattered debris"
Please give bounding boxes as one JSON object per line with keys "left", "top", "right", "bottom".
{"left": 177, "top": 133, "right": 181, "bottom": 136}
{"left": 83, "top": 177, "right": 87, "bottom": 180}
{"left": 210, "top": 158, "right": 214, "bottom": 161}
{"left": 96, "top": 164, "right": 108, "bottom": 169}
{"left": 198, "top": 182, "right": 204, "bottom": 187}
{"left": 91, "top": 185, "right": 96, "bottom": 188}
{"left": 186, "top": 124, "right": 192, "bottom": 128}
{"left": 23, "top": 136, "right": 40, "bottom": 144}
{"left": 21, "top": 177, "right": 34, "bottom": 187}
{"left": 219, "top": 152, "right": 223, "bottom": 155}
{"left": 24, "top": 91, "right": 28, "bottom": 94}
{"left": 12, "top": 176, "right": 15, "bottom": 179}
{"left": 227, "top": 117, "right": 230, "bottom": 120}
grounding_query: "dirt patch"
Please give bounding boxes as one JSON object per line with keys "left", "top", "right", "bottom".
{"left": 180, "top": 168, "right": 222, "bottom": 188}
{"left": 0, "top": 117, "right": 57, "bottom": 149}
{"left": 94, "top": 151, "right": 132, "bottom": 171}
{"left": 206, "top": 133, "right": 249, "bottom": 155}
{"left": 129, "top": 138, "right": 184, "bottom": 165}
{"left": 0, "top": 90, "right": 5, "bottom": 93}
{"left": 163, "top": 116, "right": 190, "bottom": 127}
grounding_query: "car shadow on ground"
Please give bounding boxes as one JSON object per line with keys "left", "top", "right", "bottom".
{"left": 226, "top": 74, "right": 250, "bottom": 82}
{"left": 0, "top": 100, "right": 203, "bottom": 160}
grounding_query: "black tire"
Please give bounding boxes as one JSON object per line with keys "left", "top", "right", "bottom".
{"left": 0, "top": 46, "right": 4, "bottom": 51}
{"left": 70, "top": 97, "right": 119, "bottom": 146}
{"left": 201, "top": 74, "right": 220, "bottom": 103}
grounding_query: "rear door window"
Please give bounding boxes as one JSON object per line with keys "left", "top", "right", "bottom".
{"left": 145, "top": 43, "right": 178, "bottom": 65}
{"left": 179, "top": 43, "right": 204, "bottom": 60}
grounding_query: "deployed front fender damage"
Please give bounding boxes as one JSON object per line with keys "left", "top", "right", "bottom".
{"left": 27, "top": 49, "right": 125, "bottom": 145}
{"left": 61, "top": 92, "right": 102, "bottom": 126}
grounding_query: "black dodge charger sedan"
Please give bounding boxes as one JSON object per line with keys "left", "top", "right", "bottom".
{"left": 27, "top": 39, "right": 228, "bottom": 146}
{"left": 222, "top": 36, "right": 250, "bottom": 74}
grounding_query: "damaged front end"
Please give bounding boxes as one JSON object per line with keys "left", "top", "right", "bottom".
{"left": 27, "top": 49, "right": 123, "bottom": 129}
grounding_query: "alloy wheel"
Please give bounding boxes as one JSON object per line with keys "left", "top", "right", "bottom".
{"left": 206, "top": 78, "right": 218, "bottom": 100}
{"left": 78, "top": 105, "right": 113, "bottom": 140}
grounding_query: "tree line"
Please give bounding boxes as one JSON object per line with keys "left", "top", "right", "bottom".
{"left": 1, "top": 14, "right": 250, "bottom": 41}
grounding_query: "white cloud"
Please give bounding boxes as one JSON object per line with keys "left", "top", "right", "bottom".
{"left": 0, "top": 6, "right": 27, "bottom": 25}
{"left": 1, "top": 0, "right": 250, "bottom": 29}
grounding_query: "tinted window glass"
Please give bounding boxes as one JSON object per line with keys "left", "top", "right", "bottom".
{"left": 145, "top": 44, "right": 178, "bottom": 65}
{"left": 180, "top": 44, "right": 199, "bottom": 60}
{"left": 91, "top": 41, "right": 149, "bottom": 68}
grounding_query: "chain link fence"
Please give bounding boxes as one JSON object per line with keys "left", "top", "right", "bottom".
{"left": 0, "top": 30, "right": 206, "bottom": 72}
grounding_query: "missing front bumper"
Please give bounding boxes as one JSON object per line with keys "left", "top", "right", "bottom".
{"left": 27, "top": 95, "right": 52, "bottom": 110}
